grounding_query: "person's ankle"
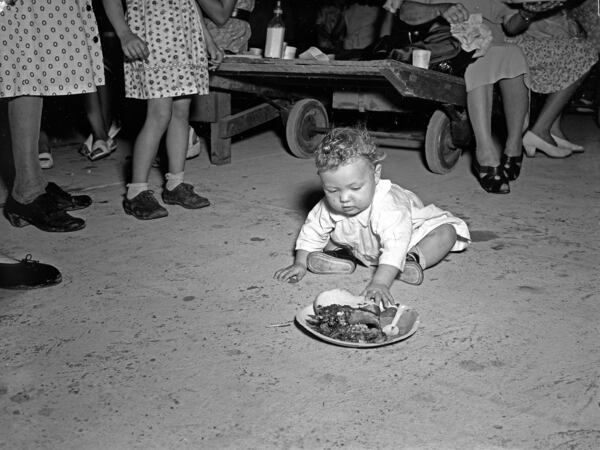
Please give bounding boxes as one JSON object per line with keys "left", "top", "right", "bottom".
{"left": 529, "top": 128, "right": 554, "bottom": 143}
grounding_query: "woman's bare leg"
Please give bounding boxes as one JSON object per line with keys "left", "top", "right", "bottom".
{"left": 499, "top": 74, "right": 528, "bottom": 157}
{"left": 8, "top": 96, "right": 46, "bottom": 203}
{"left": 467, "top": 84, "right": 500, "bottom": 166}
{"left": 531, "top": 74, "right": 588, "bottom": 144}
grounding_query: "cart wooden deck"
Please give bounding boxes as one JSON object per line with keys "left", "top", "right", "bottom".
{"left": 192, "top": 57, "right": 469, "bottom": 173}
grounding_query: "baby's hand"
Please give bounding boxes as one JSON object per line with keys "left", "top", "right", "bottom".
{"left": 274, "top": 263, "right": 307, "bottom": 284}
{"left": 120, "top": 32, "right": 149, "bottom": 62}
{"left": 361, "top": 282, "right": 394, "bottom": 307}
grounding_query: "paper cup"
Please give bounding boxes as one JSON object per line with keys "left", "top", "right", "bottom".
{"left": 283, "top": 45, "right": 297, "bottom": 60}
{"left": 249, "top": 47, "right": 262, "bottom": 57}
{"left": 412, "top": 49, "right": 431, "bottom": 69}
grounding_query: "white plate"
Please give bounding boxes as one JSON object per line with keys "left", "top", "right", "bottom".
{"left": 295, "top": 301, "right": 420, "bottom": 348}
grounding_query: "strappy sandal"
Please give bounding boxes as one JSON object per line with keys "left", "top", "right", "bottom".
{"left": 474, "top": 162, "right": 510, "bottom": 194}
{"left": 501, "top": 153, "right": 523, "bottom": 182}
{"left": 79, "top": 135, "right": 113, "bottom": 161}
{"left": 38, "top": 152, "right": 54, "bottom": 169}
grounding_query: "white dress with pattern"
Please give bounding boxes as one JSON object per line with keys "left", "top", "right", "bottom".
{"left": 124, "top": 0, "right": 209, "bottom": 99}
{"left": 0, "top": 0, "right": 104, "bottom": 98}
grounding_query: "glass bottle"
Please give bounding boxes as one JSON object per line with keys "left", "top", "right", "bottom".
{"left": 264, "top": 1, "right": 285, "bottom": 58}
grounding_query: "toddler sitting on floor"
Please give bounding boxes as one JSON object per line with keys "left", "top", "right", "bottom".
{"left": 274, "top": 127, "right": 471, "bottom": 305}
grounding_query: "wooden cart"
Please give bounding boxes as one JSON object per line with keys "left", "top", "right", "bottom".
{"left": 191, "top": 57, "right": 471, "bottom": 174}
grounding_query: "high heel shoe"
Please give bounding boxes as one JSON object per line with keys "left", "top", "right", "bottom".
{"left": 4, "top": 194, "right": 85, "bottom": 232}
{"left": 473, "top": 163, "right": 510, "bottom": 194}
{"left": 550, "top": 134, "right": 584, "bottom": 153}
{"left": 501, "top": 153, "right": 523, "bottom": 182}
{"left": 522, "top": 131, "right": 572, "bottom": 158}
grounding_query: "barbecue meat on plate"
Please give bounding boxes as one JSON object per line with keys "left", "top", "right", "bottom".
{"left": 307, "top": 288, "right": 398, "bottom": 344}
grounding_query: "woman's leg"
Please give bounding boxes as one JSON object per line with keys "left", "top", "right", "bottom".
{"left": 467, "top": 84, "right": 499, "bottom": 166}
{"left": 165, "top": 96, "right": 192, "bottom": 175}
{"left": 499, "top": 74, "right": 528, "bottom": 157}
{"left": 531, "top": 73, "right": 588, "bottom": 144}
{"left": 409, "top": 224, "right": 457, "bottom": 270}
{"left": 467, "top": 83, "right": 510, "bottom": 192}
{"left": 8, "top": 96, "right": 46, "bottom": 203}
{"left": 131, "top": 97, "right": 173, "bottom": 184}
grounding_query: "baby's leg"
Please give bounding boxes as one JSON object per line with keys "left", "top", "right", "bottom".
{"left": 131, "top": 97, "right": 173, "bottom": 183}
{"left": 410, "top": 224, "right": 457, "bottom": 270}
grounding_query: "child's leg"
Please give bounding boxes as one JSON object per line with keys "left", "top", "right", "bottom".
{"left": 165, "top": 96, "right": 192, "bottom": 176}
{"left": 96, "top": 84, "right": 112, "bottom": 134}
{"left": 131, "top": 97, "right": 173, "bottom": 184}
{"left": 82, "top": 91, "right": 109, "bottom": 141}
{"left": 160, "top": 96, "right": 209, "bottom": 209}
{"left": 123, "top": 98, "right": 173, "bottom": 220}
{"left": 409, "top": 224, "right": 457, "bottom": 270}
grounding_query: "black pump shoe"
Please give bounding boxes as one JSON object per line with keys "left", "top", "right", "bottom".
{"left": 0, "top": 254, "right": 62, "bottom": 289}
{"left": 46, "top": 182, "right": 92, "bottom": 211}
{"left": 501, "top": 153, "right": 523, "bottom": 182}
{"left": 473, "top": 163, "right": 510, "bottom": 194}
{"left": 4, "top": 194, "right": 86, "bottom": 232}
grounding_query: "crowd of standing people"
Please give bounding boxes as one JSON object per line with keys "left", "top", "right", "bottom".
{"left": 1, "top": 0, "right": 598, "bottom": 289}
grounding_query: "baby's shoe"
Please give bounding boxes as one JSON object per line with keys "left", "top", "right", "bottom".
{"left": 123, "top": 190, "right": 168, "bottom": 220}
{"left": 307, "top": 249, "right": 357, "bottom": 274}
{"left": 162, "top": 183, "right": 210, "bottom": 209}
{"left": 396, "top": 252, "right": 423, "bottom": 285}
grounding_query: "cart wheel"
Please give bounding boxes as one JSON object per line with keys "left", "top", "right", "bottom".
{"left": 425, "top": 109, "right": 462, "bottom": 174}
{"left": 285, "top": 99, "right": 329, "bottom": 158}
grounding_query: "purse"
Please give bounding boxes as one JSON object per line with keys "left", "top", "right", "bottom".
{"left": 390, "top": 24, "right": 475, "bottom": 76}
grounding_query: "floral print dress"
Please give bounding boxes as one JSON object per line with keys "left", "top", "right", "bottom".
{"left": 508, "top": 10, "right": 598, "bottom": 94}
{"left": 124, "top": 0, "right": 209, "bottom": 99}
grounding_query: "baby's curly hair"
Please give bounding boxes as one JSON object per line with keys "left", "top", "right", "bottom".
{"left": 314, "top": 127, "right": 386, "bottom": 173}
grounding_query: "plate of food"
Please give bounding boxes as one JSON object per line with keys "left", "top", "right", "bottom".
{"left": 295, "top": 288, "right": 420, "bottom": 348}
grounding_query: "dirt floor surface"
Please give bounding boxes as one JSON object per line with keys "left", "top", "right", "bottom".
{"left": 1, "top": 113, "right": 599, "bottom": 450}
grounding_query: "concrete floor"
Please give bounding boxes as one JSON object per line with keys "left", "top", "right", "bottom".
{"left": 0, "top": 113, "right": 599, "bottom": 450}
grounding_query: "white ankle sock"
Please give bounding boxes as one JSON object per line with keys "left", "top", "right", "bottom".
{"left": 126, "top": 182, "right": 148, "bottom": 200}
{"left": 165, "top": 172, "right": 184, "bottom": 191}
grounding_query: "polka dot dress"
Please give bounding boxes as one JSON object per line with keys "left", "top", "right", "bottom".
{"left": 124, "top": 0, "right": 209, "bottom": 99}
{"left": 0, "top": 0, "right": 105, "bottom": 98}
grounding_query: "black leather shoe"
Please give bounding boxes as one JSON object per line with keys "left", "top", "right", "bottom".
{"left": 162, "top": 183, "right": 210, "bottom": 209}
{"left": 123, "top": 190, "right": 168, "bottom": 220}
{"left": 0, "top": 254, "right": 62, "bottom": 289}
{"left": 4, "top": 194, "right": 86, "bottom": 232}
{"left": 46, "top": 182, "right": 92, "bottom": 211}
